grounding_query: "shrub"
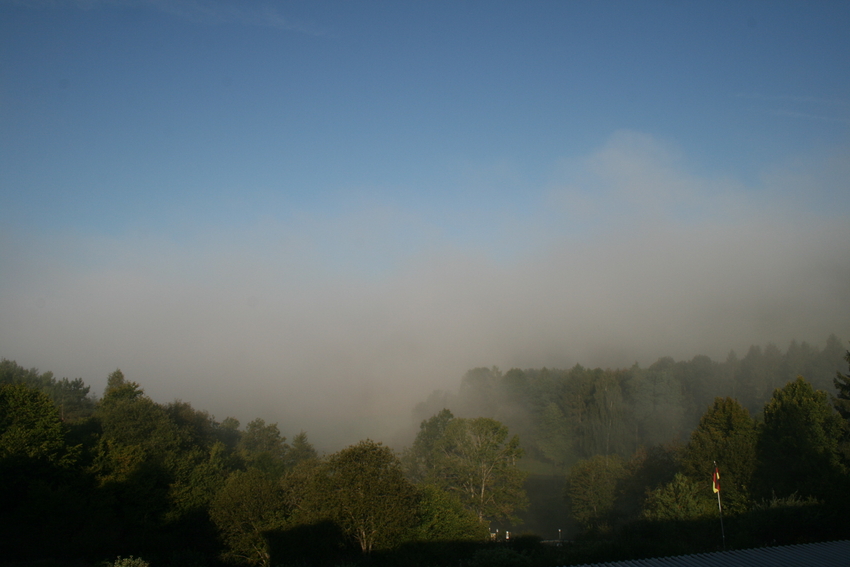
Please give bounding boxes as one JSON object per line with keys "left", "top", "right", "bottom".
{"left": 105, "top": 557, "right": 150, "bottom": 567}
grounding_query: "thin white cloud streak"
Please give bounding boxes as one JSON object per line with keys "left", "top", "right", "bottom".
{"left": 4, "top": 0, "right": 323, "bottom": 33}
{"left": 143, "top": 0, "right": 323, "bottom": 33}
{"left": 770, "top": 109, "right": 850, "bottom": 127}
{"left": 734, "top": 92, "right": 850, "bottom": 128}
{"left": 736, "top": 93, "right": 850, "bottom": 106}
{"left": 1, "top": 131, "right": 848, "bottom": 449}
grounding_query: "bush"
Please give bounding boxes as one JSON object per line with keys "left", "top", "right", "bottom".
{"left": 104, "top": 557, "right": 150, "bottom": 567}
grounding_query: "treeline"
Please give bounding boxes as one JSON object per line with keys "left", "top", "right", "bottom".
{"left": 413, "top": 335, "right": 846, "bottom": 469}
{"left": 405, "top": 335, "right": 850, "bottom": 560}
{"left": 0, "top": 363, "right": 526, "bottom": 567}
{"left": 3, "top": 335, "right": 849, "bottom": 566}
{"left": 559, "top": 372, "right": 850, "bottom": 560}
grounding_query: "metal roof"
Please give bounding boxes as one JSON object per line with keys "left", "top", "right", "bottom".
{"left": 564, "top": 540, "right": 850, "bottom": 567}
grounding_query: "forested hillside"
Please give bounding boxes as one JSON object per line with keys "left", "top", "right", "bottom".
{"left": 2, "top": 335, "right": 849, "bottom": 567}
{"left": 412, "top": 335, "right": 846, "bottom": 470}
{"left": 0, "top": 363, "right": 511, "bottom": 566}
{"left": 404, "top": 336, "right": 848, "bottom": 546}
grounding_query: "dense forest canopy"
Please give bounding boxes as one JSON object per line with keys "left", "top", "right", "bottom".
{"left": 1, "top": 334, "right": 849, "bottom": 566}
{"left": 412, "top": 335, "right": 846, "bottom": 468}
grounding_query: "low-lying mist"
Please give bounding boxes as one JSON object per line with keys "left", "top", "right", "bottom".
{"left": 2, "top": 132, "right": 849, "bottom": 451}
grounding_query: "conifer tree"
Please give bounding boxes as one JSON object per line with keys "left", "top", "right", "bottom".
{"left": 755, "top": 377, "right": 845, "bottom": 501}
{"left": 832, "top": 346, "right": 850, "bottom": 420}
{"left": 681, "top": 397, "right": 756, "bottom": 513}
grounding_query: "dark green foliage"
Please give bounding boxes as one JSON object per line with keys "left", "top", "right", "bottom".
{"left": 406, "top": 410, "right": 528, "bottom": 526}
{"left": 676, "top": 355, "right": 723, "bottom": 429}
{"left": 0, "top": 358, "right": 42, "bottom": 385}
{"left": 819, "top": 334, "right": 848, "bottom": 392}
{"left": 564, "top": 454, "right": 625, "bottom": 530}
{"left": 165, "top": 441, "right": 232, "bottom": 522}
{"left": 613, "top": 445, "right": 680, "bottom": 522}
{"left": 540, "top": 366, "right": 635, "bottom": 461}
{"left": 407, "top": 337, "right": 848, "bottom": 548}
{"left": 3, "top": 337, "right": 848, "bottom": 566}
{"left": 237, "top": 418, "right": 290, "bottom": 477}
{"left": 736, "top": 344, "right": 784, "bottom": 416}
{"left": 832, "top": 344, "right": 850, "bottom": 420}
{"left": 754, "top": 377, "right": 846, "bottom": 501}
{"left": 103, "top": 369, "right": 144, "bottom": 403}
{"left": 413, "top": 484, "right": 489, "bottom": 542}
{"left": 424, "top": 337, "right": 845, "bottom": 487}
{"left": 93, "top": 383, "right": 184, "bottom": 486}
{"left": 429, "top": 416, "right": 528, "bottom": 524}
{"left": 403, "top": 408, "right": 454, "bottom": 483}
{"left": 536, "top": 402, "right": 574, "bottom": 468}
{"left": 681, "top": 397, "right": 757, "bottom": 513}
{"left": 581, "top": 370, "right": 633, "bottom": 458}
{"left": 209, "top": 468, "right": 290, "bottom": 567}
{"left": 267, "top": 520, "right": 353, "bottom": 567}
{"left": 0, "top": 358, "right": 95, "bottom": 420}
{"left": 285, "top": 430, "right": 317, "bottom": 468}
{"left": 641, "top": 473, "right": 714, "bottom": 521}
{"left": 217, "top": 416, "right": 242, "bottom": 450}
{"left": 0, "top": 384, "right": 105, "bottom": 561}
{"left": 0, "top": 383, "right": 77, "bottom": 465}
{"left": 87, "top": 371, "right": 240, "bottom": 560}
{"left": 833, "top": 345, "right": 850, "bottom": 462}
{"left": 165, "top": 400, "right": 220, "bottom": 450}
{"left": 630, "top": 360, "right": 686, "bottom": 447}
{"left": 738, "top": 494, "right": 846, "bottom": 546}
{"left": 307, "top": 440, "right": 419, "bottom": 553}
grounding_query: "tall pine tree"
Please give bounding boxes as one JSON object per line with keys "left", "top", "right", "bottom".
{"left": 832, "top": 345, "right": 850, "bottom": 420}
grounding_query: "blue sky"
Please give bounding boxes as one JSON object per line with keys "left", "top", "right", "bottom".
{"left": 2, "top": 1, "right": 849, "bottom": 447}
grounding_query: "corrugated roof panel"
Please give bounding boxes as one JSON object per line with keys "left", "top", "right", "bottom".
{"left": 564, "top": 540, "right": 850, "bottom": 567}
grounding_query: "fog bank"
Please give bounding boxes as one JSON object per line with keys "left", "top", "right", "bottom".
{"left": 2, "top": 132, "right": 848, "bottom": 450}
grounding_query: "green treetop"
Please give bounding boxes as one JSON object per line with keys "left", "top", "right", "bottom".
{"left": 755, "top": 377, "right": 846, "bottom": 501}
{"left": 309, "top": 440, "right": 418, "bottom": 553}
{"left": 681, "top": 397, "right": 757, "bottom": 513}
{"left": 430, "top": 416, "right": 528, "bottom": 524}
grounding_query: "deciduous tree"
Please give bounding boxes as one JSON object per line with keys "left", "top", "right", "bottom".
{"left": 0, "top": 383, "right": 76, "bottom": 465}
{"left": 309, "top": 440, "right": 418, "bottom": 553}
{"left": 832, "top": 345, "right": 850, "bottom": 461}
{"left": 564, "top": 454, "right": 625, "bottom": 530}
{"left": 404, "top": 408, "right": 454, "bottom": 483}
{"left": 536, "top": 402, "right": 575, "bottom": 469}
{"left": 209, "top": 468, "right": 290, "bottom": 567}
{"left": 236, "top": 419, "right": 290, "bottom": 478}
{"left": 413, "top": 484, "right": 489, "bottom": 542}
{"left": 641, "top": 473, "right": 713, "bottom": 521}
{"left": 431, "top": 417, "right": 527, "bottom": 524}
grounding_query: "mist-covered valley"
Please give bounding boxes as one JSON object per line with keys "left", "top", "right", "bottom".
{"left": 3, "top": 1, "right": 850, "bottom": 564}
{"left": 2, "top": 333, "right": 849, "bottom": 565}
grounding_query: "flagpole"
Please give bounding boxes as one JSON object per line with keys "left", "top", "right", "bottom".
{"left": 713, "top": 461, "right": 726, "bottom": 550}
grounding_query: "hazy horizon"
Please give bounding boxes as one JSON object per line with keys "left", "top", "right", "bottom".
{"left": 2, "top": 1, "right": 849, "bottom": 450}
